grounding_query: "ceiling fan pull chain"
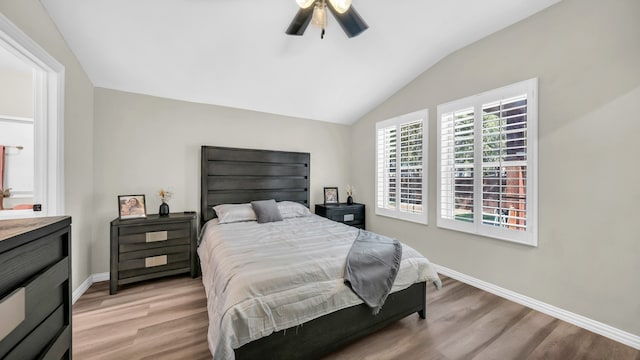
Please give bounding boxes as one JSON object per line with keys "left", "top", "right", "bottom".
{"left": 321, "top": 28, "right": 325, "bottom": 39}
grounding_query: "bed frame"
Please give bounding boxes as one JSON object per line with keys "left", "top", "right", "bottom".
{"left": 200, "top": 145, "right": 427, "bottom": 359}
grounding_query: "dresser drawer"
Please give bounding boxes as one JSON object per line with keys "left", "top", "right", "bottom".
{"left": 118, "top": 225, "right": 191, "bottom": 253}
{"left": 315, "top": 203, "right": 366, "bottom": 229}
{"left": 3, "top": 306, "right": 65, "bottom": 360}
{"left": 0, "top": 230, "right": 65, "bottom": 298}
{"left": 118, "top": 243, "right": 190, "bottom": 277}
{"left": 325, "top": 208, "right": 364, "bottom": 223}
{"left": 118, "top": 221, "right": 189, "bottom": 237}
{"left": 119, "top": 252, "right": 191, "bottom": 280}
{"left": 0, "top": 258, "right": 68, "bottom": 358}
{"left": 43, "top": 325, "right": 71, "bottom": 360}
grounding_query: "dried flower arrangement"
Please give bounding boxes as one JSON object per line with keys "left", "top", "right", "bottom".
{"left": 346, "top": 184, "right": 354, "bottom": 196}
{"left": 158, "top": 188, "right": 173, "bottom": 203}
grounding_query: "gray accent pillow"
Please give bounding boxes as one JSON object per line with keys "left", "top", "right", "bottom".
{"left": 251, "top": 199, "right": 284, "bottom": 223}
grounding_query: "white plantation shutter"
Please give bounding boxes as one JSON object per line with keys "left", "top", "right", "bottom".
{"left": 376, "top": 110, "right": 428, "bottom": 224}
{"left": 440, "top": 107, "right": 475, "bottom": 223}
{"left": 481, "top": 95, "right": 528, "bottom": 230}
{"left": 399, "top": 120, "right": 423, "bottom": 214}
{"left": 376, "top": 125, "right": 397, "bottom": 209}
{"left": 437, "top": 78, "right": 537, "bottom": 246}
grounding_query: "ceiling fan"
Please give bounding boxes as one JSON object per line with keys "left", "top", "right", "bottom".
{"left": 285, "top": 0, "right": 369, "bottom": 39}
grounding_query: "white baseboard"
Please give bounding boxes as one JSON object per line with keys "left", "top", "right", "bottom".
{"left": 433, "top": 264, "right": 640, "bottom": 350}
{"left": 92, "top": 272, "right": 110, "bottom": 282}
{"left": 72, "top": 275, "right": 93, "bottom": 304}
{"left": 72, "top": 272, "right": 109, "bottom": 304}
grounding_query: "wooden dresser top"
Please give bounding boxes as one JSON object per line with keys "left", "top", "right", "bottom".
{"left": 0, "top": 216, "right": 71, "bottom": 242}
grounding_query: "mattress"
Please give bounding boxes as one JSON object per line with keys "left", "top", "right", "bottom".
{"left": 197, "top": 214, "right": 441, "bottom": 359}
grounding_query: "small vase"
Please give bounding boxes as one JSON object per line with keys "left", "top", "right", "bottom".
{"left": 347, "top": 195, "right": 354, "bottom": 205}
{"left": 159, "top": 201, "right": 170, "bottom": 216}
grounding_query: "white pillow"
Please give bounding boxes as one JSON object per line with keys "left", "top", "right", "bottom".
{"left": 213, "top": 203, "right": 256, "bottom": 224}
{"left": 277, "top": 201, "right": 311, "bottom": 219}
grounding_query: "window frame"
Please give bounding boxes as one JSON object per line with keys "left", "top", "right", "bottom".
{"left": 375, "top": 109, "right": 428, "bottom": 225}
{"left": 436, "top": 78, "right": 538, "bottom": 246}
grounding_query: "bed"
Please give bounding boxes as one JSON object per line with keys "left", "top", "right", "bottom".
{"left": 199, "top": 146, "right": 441, "bottom": 359}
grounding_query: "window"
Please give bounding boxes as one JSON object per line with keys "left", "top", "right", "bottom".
{"left": 437, "top": 79, "right": 537, "bottom": 246}
{"left": 375, "top": 109, "right": 428, "bottom": 224}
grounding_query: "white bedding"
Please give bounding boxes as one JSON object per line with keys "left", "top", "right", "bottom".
{"left": 197, "top": 214, "right": 441, "bottom": 359}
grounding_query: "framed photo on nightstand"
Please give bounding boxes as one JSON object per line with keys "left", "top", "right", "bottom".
{"left": 323, "top": 187, "right": 339, "bottom": 205}
{"left": 118, "top": 194, "right": 147, "bottom": 219}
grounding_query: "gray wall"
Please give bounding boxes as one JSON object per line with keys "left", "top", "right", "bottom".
{"left": 1, "top": 0, "right": 95, "bottom": 291}
{"left": 350, "top": 0, "right": 640, "bottom": 336}
{"left": 92, "top": 88, "right": 351, "bottom": 274}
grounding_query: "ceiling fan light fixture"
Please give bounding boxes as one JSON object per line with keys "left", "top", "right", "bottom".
{"left": 286, "top": 0, "right": 366, "bottom": 39}
{"left": 296, "top": 0, "right": 316, "bottom": 9}
{"left": 311, "top": 3, "right": 327, "bottom": 28}
{"left": 328, "top": 0, "right": 351, "bottom": 14}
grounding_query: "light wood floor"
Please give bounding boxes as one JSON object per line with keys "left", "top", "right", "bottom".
{"left": 73, "top": 275, "right": 639, "bottom": 359}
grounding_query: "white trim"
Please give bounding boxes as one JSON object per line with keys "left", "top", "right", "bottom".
{"left": 71, "top": 275, "right": 94, "bottom": 304}
{"left": 0, "top": 209, "right": 36, "bottom": 219}
{"left": 72, "top": 272, "right": 110, "bottom": 304}
{"left": 433, "top": 264, "right": 640, "bottom": 350}
{"left": 0, "top": 12, "right": 65, "bottom": 218}
{"left": 0, "top": 115, "right": 33, "bottom": 123}
{"left": 92, "top": 272, "right": 110, "bottom": 282}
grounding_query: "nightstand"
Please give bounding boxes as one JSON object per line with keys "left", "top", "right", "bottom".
{"left": 110, "top": 212, "right": 198, "bottom": 295}
{"left": 315, "top": 203, "right": 365, "bottom": 229}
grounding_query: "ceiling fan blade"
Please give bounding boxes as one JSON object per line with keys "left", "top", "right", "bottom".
{"left": 326, "top": 3, "right": 369, "bottom": 38}
{"left": 285, "top": 6, "right": 315, "bottom": 36}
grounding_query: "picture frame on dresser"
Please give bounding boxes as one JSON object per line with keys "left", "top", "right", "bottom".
{"left": 118, "top": 194, "right": 147, "bottom": 219}
{"left": 323, "top": 187, "right": 339, "bottom": 205}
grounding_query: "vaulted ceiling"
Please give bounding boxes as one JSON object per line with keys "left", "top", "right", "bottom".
{"left": 39, "top": 0, "right": 560, "bottom": 124}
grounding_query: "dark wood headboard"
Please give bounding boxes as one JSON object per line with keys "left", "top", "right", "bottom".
{"left": 200, "top": 146, "right": 310, "bottom": 227}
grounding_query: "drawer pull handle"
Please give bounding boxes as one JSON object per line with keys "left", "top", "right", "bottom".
{"left": 146, "top": 231, "right": 168, "bottom": 243}
{"left": 145, "top": 255, "right": 168, "bottom": 268}
{"left": 0, "top": 287, "right": 25, "bottom": 341}
{"left": 343, "top": 214, "right": 354, "bottom": 221}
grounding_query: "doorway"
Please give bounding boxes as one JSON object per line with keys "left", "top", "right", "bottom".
{"left": 0, "top": 45, "right": 35, "bottom": 212}
{"left": 0, "top": 12, "right": 65, "bottom": 219}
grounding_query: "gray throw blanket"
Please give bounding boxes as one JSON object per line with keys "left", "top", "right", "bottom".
{"left": 344, "top": 230, "right": 402, "bottom": 315}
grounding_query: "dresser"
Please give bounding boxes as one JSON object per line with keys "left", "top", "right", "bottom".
{"left": 0, "top": 216, "right": 72, "bottom": 360}
{"left": 315, "top": 203, "right": 365, "bottom": 229}
{"left": 110, "top": 213, "right": 198, "bottom": 295}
